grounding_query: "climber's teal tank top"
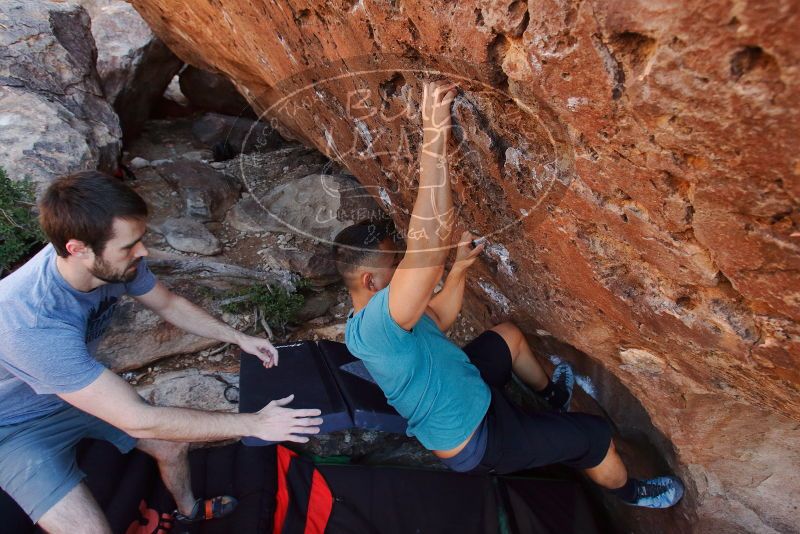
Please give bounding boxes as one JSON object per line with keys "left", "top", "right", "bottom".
{"left": 345, "top": 286, "right": 490, "bottom": 451}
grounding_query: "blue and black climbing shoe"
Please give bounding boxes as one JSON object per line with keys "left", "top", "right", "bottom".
{"left": 545, "top": 361, "right": 575, "bottom": 412}
{"left": 622, "top": 476, "right": 685, "bottom": 509}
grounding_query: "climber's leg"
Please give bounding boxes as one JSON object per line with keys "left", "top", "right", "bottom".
{"left": 475, "top": 386, "right": 614, "bottom": 474}
{"left": 584, "top": 439, "right": 627, "bottom": 488}
{"left": 477, "top": 322, "right": 572, "bottom": 411}
{"left": 489, "top": 322, "right": 548, "bottom": 390}
{"left": 596, "top": 440, "right": 685, "bottom": 508}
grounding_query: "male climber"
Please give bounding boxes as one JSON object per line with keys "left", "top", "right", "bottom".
{"left": 334, "top": 80, "right": 684, "bottom": 508}
{"left": 0, "top": 172, "right": 322, "bottom": 533}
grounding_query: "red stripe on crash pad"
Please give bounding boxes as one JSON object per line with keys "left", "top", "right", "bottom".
{"left": 304, "top": 470, "right": 334, "bottom": 534}
{"left": 274, "top": 446, "right": 298, "bottom": 534}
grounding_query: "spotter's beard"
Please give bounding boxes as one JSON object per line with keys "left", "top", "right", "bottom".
{"left": 90, "top": 256, "right": 140, "bottom": 284}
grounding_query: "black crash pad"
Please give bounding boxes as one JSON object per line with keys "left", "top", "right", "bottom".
{"left": 239, "top": 341, "right": 352, "bottom": 445}
{"left": 1, "top": 440, "right": 606, "bottom": 534}
{"left": 317, "top": 340, "right": 407, "bottom": 434}
{"left": 239, "top": 341, "right": 406, "bottom": 446}
{"left": 0, "top": 439, "right": 276, "bottom": 534}
{"left": 284, "top": 454, "right": 603, "bottom": 534}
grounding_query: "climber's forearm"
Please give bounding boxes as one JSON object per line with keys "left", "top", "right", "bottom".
{"left": 428, "top": 266, "right": 467, "bottom": 331}
{"left": 405, "top": 132, "right": 453, "bottom": 266}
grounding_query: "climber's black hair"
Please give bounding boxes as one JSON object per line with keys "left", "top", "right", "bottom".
{"left": 332, "top": 218, "right": 402, "bottom": 277}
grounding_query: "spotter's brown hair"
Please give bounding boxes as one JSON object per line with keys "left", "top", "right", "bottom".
{"left": 38, "top": 171, "right": 148, "bottom": 257}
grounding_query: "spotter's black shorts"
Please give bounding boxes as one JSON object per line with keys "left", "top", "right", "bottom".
{"left": 460, "top": 330, "right": 612, "bottom": 474}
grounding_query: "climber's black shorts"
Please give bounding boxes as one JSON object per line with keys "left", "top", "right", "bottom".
{"left": 459, "top": 329, "right": 613, "bottom": 474}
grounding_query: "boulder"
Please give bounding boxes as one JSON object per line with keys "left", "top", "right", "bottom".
{"left": 152, "top": 73, "right": 196, "bottom": 119}
{"left": 294, "top": 288, "right": 339, "bottom": 323}
{"left": 157, "top": 161, "right": 241, "bottom": 221}
{"left": 179, "top": 66, "right": 254, "bottom": 116}
{"left": 287, "top": 321, "right": 347, "bottom": 344}
{"left": 228, "top": 174, "right": 383, "bottom": 242}
{"left": 225, "top": 197, "right": 267, "bottom": 234}
{"left": 96, "top": 293, "right": 221, "bottom": 371}
{"left": 0, "top": 87, "right": 98, "bottom": 186}
{"left": 78, "top": 0, "right": 182, "bottom": 140}
{"left": 137, "top": 369, "right": 239, "bottom": 412}
{"left": 191, "top": 112, "right": 283, "bottom": 156}
{"left": 219, "top": 145, "right": 332, "bottom": 199}
{"left": 261, "top": 244, "right": 340, "bottom": 287}
{"left": 129, "top": 157, "right": 150, "bottom": 169}
{"left": 159, "top": 217, "right": 221, "bottom": 256}
{"left": 0, "top": 0, "right": 121, "bottom": 189}
{"left": 180, "top": 149, "right": 215, "bottom": 163}
{"left": 162, "top": 73, "right": 189, "bottom": 106}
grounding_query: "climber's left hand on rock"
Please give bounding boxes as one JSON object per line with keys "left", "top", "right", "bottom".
{"left": 421, "top": 80, "right": 457, "bottom": 154}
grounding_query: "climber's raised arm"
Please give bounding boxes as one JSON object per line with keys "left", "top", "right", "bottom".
{"left": 388, "top": 80, "right": 458, "bottom": 331}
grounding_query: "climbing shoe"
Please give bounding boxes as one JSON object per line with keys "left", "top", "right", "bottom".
{"left": 548, "top": 361, "right": 575, "bottom": 412}
{"left": 622, "top": 476, "right": 685, "bottom": 509}
{"left": 174, "top": 495, "right": 238, "bottom": 524}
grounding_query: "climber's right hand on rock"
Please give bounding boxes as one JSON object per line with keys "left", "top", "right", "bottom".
{"left": 252, "top": 394, "right": 322, "bottom": 443}
{"left": 422, "top": 80, "right": 457, "bottom": 154}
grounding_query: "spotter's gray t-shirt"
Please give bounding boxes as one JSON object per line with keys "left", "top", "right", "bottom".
{"left": 0, "top": 244, "right": 156, "bottom": 425}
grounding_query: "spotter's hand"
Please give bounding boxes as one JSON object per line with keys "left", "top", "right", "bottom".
{"left": 254, "top": 395, "right": 322, "bottom": 443}
{"left": 236, "top": 334, "right": 279, "bottom": 368}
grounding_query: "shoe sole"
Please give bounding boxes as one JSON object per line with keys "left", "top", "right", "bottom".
{"left": 551, "top": 362, "right": 575, "bottom": 411}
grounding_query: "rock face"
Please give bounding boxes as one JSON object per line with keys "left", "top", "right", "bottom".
{"left": 180, "top": 66, "right": 254, "bottom": 117}
{"left": 137, "top": 369, "right": 239, "bottom": 412}
{"left": 157, "top": 161, "right": 241, "bottom": 221}
{"left": 158, "top": 217, "right": 222, "bottom": 256}
{"left": 262, "top": 244, "right": 341, "bottom": 288}
{"left": 96, "top": 255, "right": 292, "bottom": 371}
{"left": 228, "top": 174, "right": 383, "bottom": 241}
{"left": 79, "top": 0, "right": 182, "bottom": 140}
{"left": 129, "top": 1, "right": 799, "bottom": 532}
{"left": 0, "top": 1, "right": 121, "bottom": 189}
{"left": 96, "top": 293, "right": 220, "bottom": 371}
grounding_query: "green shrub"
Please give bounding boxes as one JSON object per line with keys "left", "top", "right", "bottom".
{"left": 0, "top": 167, "right": 45, "bottom": 274}
{"left": 221, "top": 283, "right": 305, "bottom": 331}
